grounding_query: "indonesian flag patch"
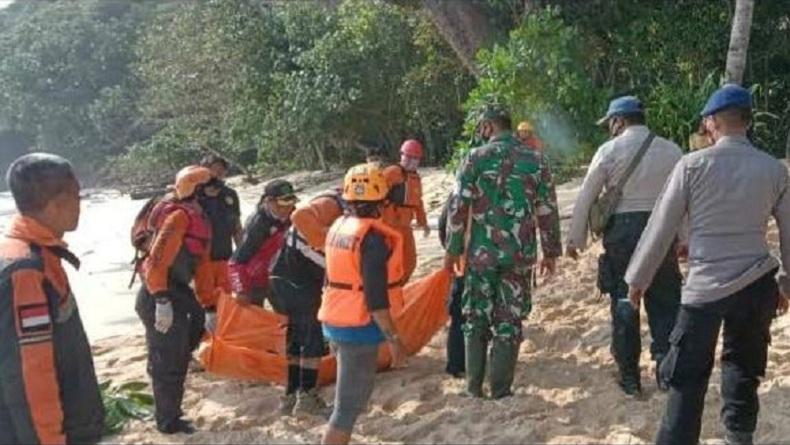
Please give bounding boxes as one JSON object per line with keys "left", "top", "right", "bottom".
{"left": 18, "top": 304, "right": 52, "bottom": 334}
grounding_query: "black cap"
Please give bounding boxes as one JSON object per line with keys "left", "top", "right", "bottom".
{"left": 264, "top": 179, "right": 298, "bottom": 201}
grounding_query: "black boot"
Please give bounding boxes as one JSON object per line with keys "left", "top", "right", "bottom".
{"left": 464, "top": 334, "right": 488, "bottom": 398}
{"left": 489, "top": 339, "right": 518, "bottom": 399}
{"left": 724, "top": 430, "right": 753, "bottom": 445}
{"left": 612, "top": 298, "right": 642, "bottom": 397}
{"left": 654, "top": 356, "right": 669, "bottom": 393}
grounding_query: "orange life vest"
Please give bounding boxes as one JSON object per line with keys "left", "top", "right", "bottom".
{"left": 402, "top": 168, "right": 423, "bottom": 209}
{"left": 318, "top": 216, "right": 405, "bottom": 327}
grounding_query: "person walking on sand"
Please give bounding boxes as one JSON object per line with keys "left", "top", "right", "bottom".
{"left": 382, "top": 139, "right": 431, "bottom": 283}
{"left": 270, "top": 187, "right": 345, "bottom": 417}
{"left": 444, "top": 102, "right": 562, "bottom": 399}
{"left": 626, "top": 84, "right": 790, "bottom": 445}
{"left": 0, "top": 154, "right": 105, "bottom": 445}
{"left": 319, "top": 164, "right": 407, "bottom": 445}
{"left": 566, "top": 95, "right": 684, "bottom": 397}
{"left": 135, "top": 166, "right": 217, "bottom": 435}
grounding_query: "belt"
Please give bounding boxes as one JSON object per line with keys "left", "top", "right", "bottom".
{"left": 327, "top": 281, "right": 401, "bottom": 290}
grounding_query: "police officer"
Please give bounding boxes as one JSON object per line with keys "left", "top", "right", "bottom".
{"left": 626, "top": 84, "right": 790, "bottom": 445}
{"left": 444, "top": 103, "right": 562, "bottom": 399}
{"left": 567, "top": 96, "right": 683, "bottom": 396}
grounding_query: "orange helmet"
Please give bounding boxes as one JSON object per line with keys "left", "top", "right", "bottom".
{"left": 517, "top": 121, "right": 534, "bottom": 133}
{"left": 400, "top": 139, "right": 424, "bottom": 158}
{"left": 342, "top": 163, "right": 389, "bottom": 202}
{"left": 174, "top": 166, "right": 213, "bottom": 199}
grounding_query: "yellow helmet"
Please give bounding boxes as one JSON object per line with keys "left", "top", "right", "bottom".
{"left": 174, "top": 166, "right": 213, "bottom": 199}
{"left": 517, "top": 120, "right": 534, "bottom": 133}
{"left": 342, "top": 163, "right": 389, "bottom": 202}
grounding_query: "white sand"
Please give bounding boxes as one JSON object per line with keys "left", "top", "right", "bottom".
{"left": 20, "top": 168, "right": 788, "bottom": 444}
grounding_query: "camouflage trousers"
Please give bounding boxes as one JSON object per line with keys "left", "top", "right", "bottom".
{"left": 461, "top": 266, "right": 533, "bottom": 344}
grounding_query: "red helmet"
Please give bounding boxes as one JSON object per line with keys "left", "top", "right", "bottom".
{"left": 400, "top": 139, "right": 424, "bottom": 158}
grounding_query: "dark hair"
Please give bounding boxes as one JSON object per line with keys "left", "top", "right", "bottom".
{"left": 489, "top": 115, "right": 512, "bottom": 131}
{"left": 349, "top": 201, "right": 381, "bottom": 218}
{"left": 717, "top": 107, "right": 752, "bottom": 126}
{"left": 619, "top": 112, "right": 645, "bottom": 126}
{"left": 200, "top": 153, "right": 229, "bottom": 169}
{"left": 365, "top": 146, "right": 386, "bottom": 160}
{"left": 6, "top": 153, "right": 77, "bottom": 213}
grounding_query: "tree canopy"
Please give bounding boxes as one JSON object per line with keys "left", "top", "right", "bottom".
{"left": 0, "top": 0, "right": 787, "bottom": 186}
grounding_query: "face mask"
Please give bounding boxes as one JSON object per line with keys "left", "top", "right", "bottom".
{"left": 401, "top": 156, "right": 420, "bottom": 171}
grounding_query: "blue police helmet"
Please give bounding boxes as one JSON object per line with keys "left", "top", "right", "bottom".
{"left": 700, "top": 83, "right": 752, "bottom": 117}
{"left": 596, "top": 96, "right": 644, "bottom": 126}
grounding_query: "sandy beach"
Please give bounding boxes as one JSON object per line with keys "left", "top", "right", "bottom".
{"left": 14, "top": 168, "right": 787, "bottom": 444}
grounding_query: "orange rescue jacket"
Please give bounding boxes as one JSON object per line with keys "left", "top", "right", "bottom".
{"left": 0, "top": 216, "right": 104, "bottom": 445}
{"left": 382, "top": 165, "right": 427, "bottom": 229}
{"left": 141, "top": 203, "right": 216, "bottom": 307}
{"left": 318, "top": 216, "right": 405, "bottom": 327}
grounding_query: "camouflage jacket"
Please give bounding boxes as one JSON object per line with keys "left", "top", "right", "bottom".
{"left": 446, "top": 132, "right": 562, "bottom": 270}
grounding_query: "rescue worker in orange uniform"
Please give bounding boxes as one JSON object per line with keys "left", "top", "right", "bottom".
{"left": 0, "top": 153, "right": 104, "bottom": 445}
{"left": 270, "top": 188, "right": 345, "bottom": 417}
{"left": 135, "top": 166, "right": 216, "bottom": 435}
{"left": 382, "top": 139, "right": 430, "bottom": 283}
{"left": 516, "top": 120, "right": 545, "bottom": 151}
{"left": 319, "top": 164, "right": 407, "bottom": 445}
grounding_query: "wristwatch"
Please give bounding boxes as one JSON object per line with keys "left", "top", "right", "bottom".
{"left": 385, "top": 332, "right": 400, "bottom": 343}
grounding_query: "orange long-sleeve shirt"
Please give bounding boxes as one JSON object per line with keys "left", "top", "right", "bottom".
{"left": 142, "top": 209, "right": 215, "bottom": 307}
{"left": 291, "top": 194, "right": 344, "bottom": 252}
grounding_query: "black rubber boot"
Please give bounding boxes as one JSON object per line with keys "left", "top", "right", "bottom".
{"left": 612, "top": 298, "right": 642, "bottom": 397}
{"left": 655, "top": 356, "right": 669, "bottom": 393}
{"left": 489, "top": 339, "right": 518, "bottom": 399}
{"left": 724, "top": 430, "right": 753, "bottom": 445}
{"left": 464, "top": 334, "right": 488, "bottom": 398}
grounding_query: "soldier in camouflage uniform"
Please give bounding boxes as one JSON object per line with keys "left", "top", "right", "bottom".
{"left": 444, "top": 103, "right": 563, "bottom": 399}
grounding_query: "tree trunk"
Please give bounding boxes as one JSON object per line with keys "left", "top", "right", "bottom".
{"left": 313, "top": 143, "right": 329, "bottom": 172}
{"left": 421, "top": 0, "right": 493, "bottom": 78}
{"left": 724, "top": 0, "right": 755, "bottom": 85}
{"left": 785, "top": 129, "right": 790, "bottom": 167}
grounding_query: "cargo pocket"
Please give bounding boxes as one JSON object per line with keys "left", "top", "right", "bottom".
{"left": 659, "top": 328, "right": 684, "bottom": 385}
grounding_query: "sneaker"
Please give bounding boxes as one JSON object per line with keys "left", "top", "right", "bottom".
{"left": 157, "top": 419, "right": 196, "bottom": 435}
{"left": 293, "top": 389, "right": 332, "bottom": 418}
{"left": 279, "top": 393, "right": 297, "bottom": 416}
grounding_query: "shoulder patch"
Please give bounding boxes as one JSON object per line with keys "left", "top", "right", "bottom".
{"left": 18, "top": 303, "right": 52, "bottom": 334}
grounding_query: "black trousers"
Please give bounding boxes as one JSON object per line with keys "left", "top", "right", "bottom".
{"left": 135, "top": 287, "right": 205, "bottom": 430}
{"left": 655, "top": 270, "right": 778, "bottom": 445}
{"left": 446, "top": 277, "right": 466, "bottom": 375}
{"left": 600, "top": 212, "right": 682, "bottom": 381}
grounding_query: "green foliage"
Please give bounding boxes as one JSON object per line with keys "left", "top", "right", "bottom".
{"left": 128, "top": 0, "right": 472, "bottom": 175}
{"left": 457, "top": 0, "right": 790, "bottom": 178}
{"left": 100, "top": 380, "right": 154, "bottom": 436}
{"left": 0, "top": 1, "right": 147, "bottom": 171}
{"left": 456, "top": 8, "right": 605, "bottom": 182}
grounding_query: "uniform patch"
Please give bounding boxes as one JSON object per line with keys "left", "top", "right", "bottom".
{"left": 18, "top": 304, "right": 52, "bottom": 333}
{"left": 225, "top": 196, "right": 235, "bottom": 206}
